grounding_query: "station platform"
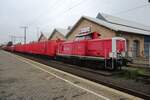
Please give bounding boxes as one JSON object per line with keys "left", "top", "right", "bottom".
{"left": 0, "top": 50, "right": 142, "bottom": 100}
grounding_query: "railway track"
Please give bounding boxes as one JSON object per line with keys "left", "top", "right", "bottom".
{"left": 13, "top": 52, "right": 150, "bottom": 99}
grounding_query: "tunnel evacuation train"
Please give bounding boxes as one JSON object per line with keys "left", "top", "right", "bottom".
{"left": 4, "top": 32, "right": 127, "bottom": 70}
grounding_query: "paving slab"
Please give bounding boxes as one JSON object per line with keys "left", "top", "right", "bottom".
{"left": 0, "top": 50, "right": 142, "bottom": 100}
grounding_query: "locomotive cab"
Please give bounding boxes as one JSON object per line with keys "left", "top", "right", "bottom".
{"left": 108, "top": 37, "right": 127, "bottom": 69}
{"left": 109, "top": 37, "right": 126, "bottom": 58}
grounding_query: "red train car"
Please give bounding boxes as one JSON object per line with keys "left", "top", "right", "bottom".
{"left": 14, "top": 44, "right": 23, "bottom": 52}
{"left": 73, "top": 40, "right": 87, "bottom": 56}
{"left": 58, "top": 41, "right": 73, "bottom": 55}
{"left": 44, "top": 40, "right": 59, "bottom": 57}
{"left": 35, "top": 41, "right": 46, "bottom": 55}
{"left": 12, "top": 40, "right": 61, "bottom": 58}
{"left": 4, "top": 45, "right": 14, "bottom": 52}
{"left": 5, "top": 32, "right": 127, "bottom": 70}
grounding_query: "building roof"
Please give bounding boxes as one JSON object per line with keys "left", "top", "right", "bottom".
{"left": 49, "top": 28, "right": 69, "bottom": 39}
{"left": 97, "top": 13, "right": 150, "bottom": 32}
{"left": 38, "top": 33, "right": 47, "bottom": 42}
{"left": 55, "top": 28, "right": 69, "bottom": 36}
{"left": 66, "top": 13, "right": 150, "bottom": 37}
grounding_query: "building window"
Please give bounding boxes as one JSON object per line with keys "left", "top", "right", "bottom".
{"left": 116, "top": 31, "right": 123, "bottom": 37}
{"left": 144, "top": 42, "right": 149, "bottom": 58}
{"left": 132, "top": 40, "right": 140, "bottom": 57}
{"left": 126, "top": 39, "right": 129, "bottom": 51}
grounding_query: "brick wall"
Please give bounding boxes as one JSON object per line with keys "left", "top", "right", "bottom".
{"left": 120, "top": 33, "right": 144, "bottom": 57}
{"left": 49, "top": 31, "right": 66, "bottom": 40}
{"left": 38, "top": 36, "right": 47, "bottom": 42}
{"left": 67, "top": 19, "right": 116, "bottom": 40}
{"left": 67, "top": 18, "right": 145, "bottom": 57}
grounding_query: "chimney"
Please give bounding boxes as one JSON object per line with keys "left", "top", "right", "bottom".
{"left": 67, "top": 26, "right": 72, "bottom": 30}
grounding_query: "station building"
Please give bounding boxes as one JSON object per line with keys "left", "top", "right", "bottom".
{"left": 49, "top": 28, "right": 69, "bottom": 40}
{"left": 65, "top": 13, "right": 150, "bottom": 58}
{"left": 38, "top": 33, "right": 48, "bottom": 42}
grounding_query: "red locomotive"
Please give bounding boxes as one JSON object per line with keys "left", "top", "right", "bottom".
{"left": 4, "top": 32, "right": 127, "bottom": 70}
{"left": 57, "top": 32, "right": 126, "bottom": 70}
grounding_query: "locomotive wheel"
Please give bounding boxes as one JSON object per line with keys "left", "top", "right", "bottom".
{"left": 106, "top": 59, "right": 117, "bottom": 71}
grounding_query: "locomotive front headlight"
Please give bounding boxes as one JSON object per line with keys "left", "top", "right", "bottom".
{"left": 121, "top": 52, "right": 125, "bottom": 57}
{"left": 109, "top": 52, "right": 117, "bottom": 58}
{"left": 109, "top": 52, "right": 113, "bottom": 58}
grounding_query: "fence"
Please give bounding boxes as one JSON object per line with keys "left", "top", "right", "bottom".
{"left": 127, "top": 42, "right": 150, "bottom": 68}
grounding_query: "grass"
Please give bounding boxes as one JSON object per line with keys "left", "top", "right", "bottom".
{"left": 115, "top": 67, "right": 150, "bottom": 80}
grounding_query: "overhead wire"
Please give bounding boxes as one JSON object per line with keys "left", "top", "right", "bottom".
{"left": 28, "top": 0, "right": 150, "bottom": 32}
{"left": 113, "top": 4, "right": 149, "bottom": 15}
{"left": 40, "top": 1, "right": 150, "bottom": 31}
{"left": 40, "top": 0, "right": 89, "bottom": 30}
{"left": 27, "top": 0, "right": 64, "bottom": 26}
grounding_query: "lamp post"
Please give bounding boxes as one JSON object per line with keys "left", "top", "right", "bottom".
{"left": 20, "top": 26, "right": 28, "bottom": 44}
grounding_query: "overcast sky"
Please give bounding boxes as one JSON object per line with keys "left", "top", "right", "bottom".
{"left": 0, "top": 0, "right": 150, "bottom": 44}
